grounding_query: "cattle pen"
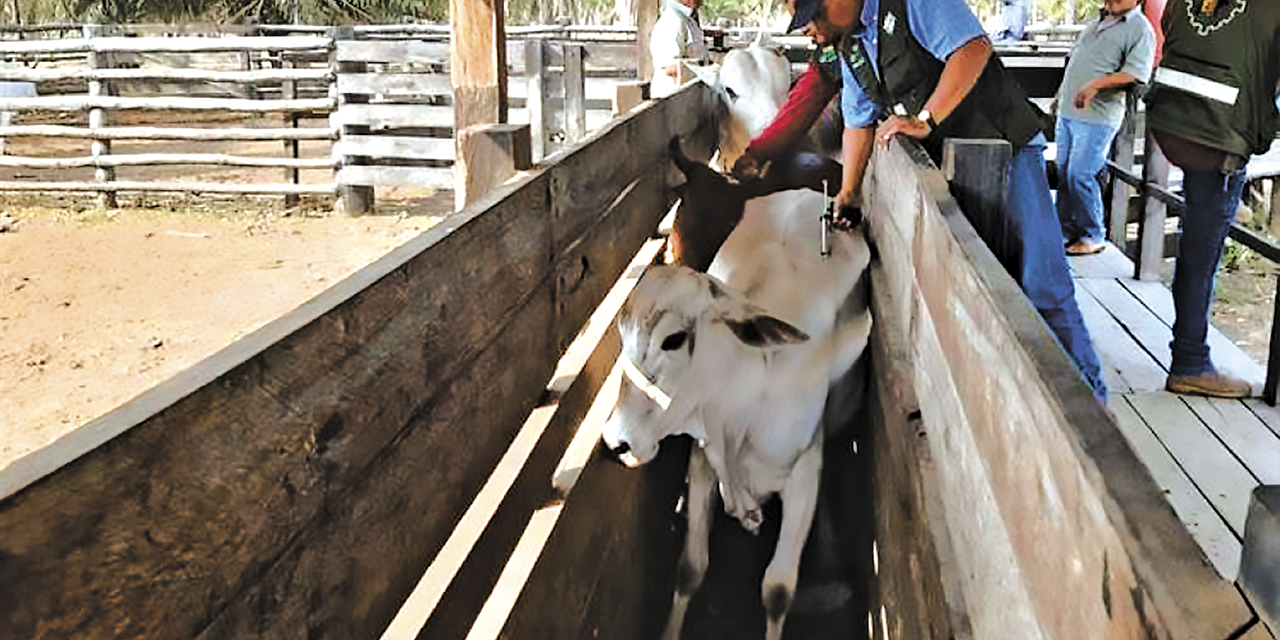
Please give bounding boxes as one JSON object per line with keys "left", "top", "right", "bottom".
{"left": 1, "top": 74, "right": 1273, "bottom": 639}
{"left": 2, "top": 24, "right": 1279, "bottom": 638}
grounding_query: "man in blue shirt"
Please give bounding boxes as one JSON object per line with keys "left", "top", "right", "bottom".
{"left": 767, "top": 0, "right": 1109, "bottom": 403}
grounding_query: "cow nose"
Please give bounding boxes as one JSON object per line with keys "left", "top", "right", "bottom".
{"left": 611, "top": 441, "right": 631, "bottom": 456}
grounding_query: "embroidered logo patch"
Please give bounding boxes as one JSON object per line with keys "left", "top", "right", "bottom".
{"left": 884, "top": 12, "right": 897, "bottom": 35}
{"left": 1185, "top": 0, "right": 1246, "bottom": 35}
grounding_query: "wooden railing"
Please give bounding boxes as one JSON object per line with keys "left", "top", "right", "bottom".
{"left": 1105, "top": 145, "right": 1280, "bottom": 406}
{"left": 0, "top": 24, "right": 644, "bottom": 210}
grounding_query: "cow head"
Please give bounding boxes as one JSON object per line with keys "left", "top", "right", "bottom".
{"left": 712, "top": 42, "right": 791, "bottom": 168}
{"left": 602, "top": 266, "right": 808, "bottom": 467}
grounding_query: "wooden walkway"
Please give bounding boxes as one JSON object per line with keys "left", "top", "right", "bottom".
{"left": 1069, "top": 247, "right": 1280, "bottom": 588}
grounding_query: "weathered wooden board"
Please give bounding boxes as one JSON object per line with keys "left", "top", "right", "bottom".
{"left": 1182, "top": 396, "right": 1280, "bottom": 486}
{"left": 1245, "top": 398, "right": 1280, "bottom": 440}
{"left": 331, "top": 104, "right": 454, "bottom": 129}
{"left": 1110, "top": 396, "right": 1243, "bottom": 579}
{"left": 336, "top": 135, "right": 455, "bottom": 161}
{"left": 412, "top": 240, "right": 665, "bottom": 640}
{"left": 1127, "top": 392, "right": 1258, "bottom": 536}
{"left": 1119, "top": 278, "right": 1268, "bottom": 385}
{"left": 336, "top": 40, "right": 451, "bottom": 65}
{"left": 548, "top": 83, "right": 711, "bottom": 256}
{"left": 337, "top": 72, "right": 453, "bottom": 97}
{"left": 338, "top": 165, "right": 453, "bottom": 189}
{"left": 498, "top": 436, "right": 689, "bottom": 640}
{"left": 0, "top": 169, "right": 556, "bottom": 639}
{"left": 1074, "top": 286, "right": 1140, "bottom": 394}
{"left": 1079, "top": 277, "right": 1174, "bottom": 370}
{"left": 874, "top": 137, "right": 1254, "bottom": 639}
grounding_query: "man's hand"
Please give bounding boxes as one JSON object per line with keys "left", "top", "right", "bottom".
{"left": 731, "top": 152, "right": 765, "bottom": 181}
{"left": 1073, "top": 84, "right": 1099, "bottom": 109}
{"left": 876, "top": 114, "right": 932, "bottom": 144}
{"left": 832, "top": 187, "right": 863, "bottom": 230}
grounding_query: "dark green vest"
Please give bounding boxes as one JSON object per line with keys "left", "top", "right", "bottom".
{"left": 1144, "top": 0, "right": 1280, "bottom": 159}
{"left": 840, "top": 0, "right": 1043, "bottom": 149}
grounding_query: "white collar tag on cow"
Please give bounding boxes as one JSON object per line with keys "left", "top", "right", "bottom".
{"left": 619, "top": 350, "right": 672, "bottom": 409}
{"left": 884, "top": 12, "right": 897, "bottom": 36}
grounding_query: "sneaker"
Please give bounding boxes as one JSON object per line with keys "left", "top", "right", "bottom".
{"left": 1165, "top": 370, "right": 1252, "bottom": 399}
{"left": 1065, "top": 239, "right": 1106, "bottom": 256}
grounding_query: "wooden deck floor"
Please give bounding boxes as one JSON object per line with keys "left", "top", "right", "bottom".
{"left": 1069, "top": 246, "right": 1280, "bottom": 587}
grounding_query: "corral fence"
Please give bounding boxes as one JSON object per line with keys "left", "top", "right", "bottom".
{"left": 0, "top": 22, "right": 650, "bottom": 211}
{"left": 0, "top": 75, "right": 1257, "bottom": 639}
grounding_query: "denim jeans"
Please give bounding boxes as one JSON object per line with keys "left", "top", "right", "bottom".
{"left": 1007, "top": 134, "right": 1109, "bottom": 403}
{"left": 1169, "top": 166, "right": 1247, "bottom": 376}
{"left": 1055, "top": 117, "right": 1122, "bottom": 244}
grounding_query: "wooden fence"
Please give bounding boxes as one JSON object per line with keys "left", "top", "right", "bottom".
{"left": 0, "top": 76, "right": 1259, "bottom": 638}
{"left": 0, "top": 80, "right": 718, "bottom": 640}
{"left": 0, "top": 24, "right": 645, "bottom": 210}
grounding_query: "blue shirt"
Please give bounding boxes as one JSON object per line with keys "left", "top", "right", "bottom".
{"left": 839, "top": 0, "right": 987, "bottom": 128}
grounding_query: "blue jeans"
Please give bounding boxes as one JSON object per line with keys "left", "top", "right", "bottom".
{"left": 1008, "top": 134, "right": 1109, "bottom": 403}
{"left": 1169, "top": 166, "right": 1247, "bottom": 376}
{"left": 1055, "top": 117, "right": 1121, "bottom": 244}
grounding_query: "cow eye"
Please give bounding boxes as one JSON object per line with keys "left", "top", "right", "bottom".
{"left": 725, "top": 87, "right": 739, "bottom": 101}
{"left": 660, "top": 331, "right": 688, "bottom": 351}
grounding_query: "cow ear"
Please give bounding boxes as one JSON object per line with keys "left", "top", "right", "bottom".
{"left": 723, "top": 315, "right": 809, "bottom": 347}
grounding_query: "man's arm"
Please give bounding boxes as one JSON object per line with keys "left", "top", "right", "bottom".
{"left": 836, "top": 125, "right": 876, "bottom": 216}
{"left": 1074, "top": 72, "right": 1141, "bottom": 108}
{"left": 876, "top": 35, "right": 992, "bottom": 141}
{"left": 732, "top": 64, "right": 839, "bottom": 176}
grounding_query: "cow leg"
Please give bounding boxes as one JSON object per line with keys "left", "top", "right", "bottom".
{"left": 762, "top": 441, "right": 822, "bottom": 640}
{"left": 663, "top": 446, "right": 716, "bottom": 640}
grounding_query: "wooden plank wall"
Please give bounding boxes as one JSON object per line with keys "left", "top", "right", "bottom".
{"left": 0, "top": 81, "right": 715, "bottom": 640}
{"left": 861, "top": 139, "right": 1255, "bottom": 639}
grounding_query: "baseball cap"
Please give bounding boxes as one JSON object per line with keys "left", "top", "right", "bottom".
{"left": 787, "top": 0, "right": 823, "bottom": 32}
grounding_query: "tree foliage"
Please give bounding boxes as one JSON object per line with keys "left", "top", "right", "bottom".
{"left": 1, "top": 0, "right": 1105, "bottom": 28}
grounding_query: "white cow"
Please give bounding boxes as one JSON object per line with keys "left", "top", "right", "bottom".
{"left": 602, "top": 182, "right": 872, "bottom": 640}
{"left": 710, "top": 38, "right": 792, "bottom": 170}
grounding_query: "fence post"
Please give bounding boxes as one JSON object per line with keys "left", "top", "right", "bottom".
{"left": 1135, "top": 130, "right": 1170, "bottom": 281}
{"left": 563, "top": 43, "right": 586, "bottom": 143}
{"left": 282, "top": 49, "right": 300, "bottom": 211}
{"left": 456, "top": 123, "right": 531, "bottom": 209}
{"left": 241, "top": 23, "right": 258, "bottom": 100}
{"left": 1239, "top": 485, "right": 1280, "bottom": 634}
{"left": 84, "top": 24, "right": 116, "bottom": 209}
{"left": 525, "top": 39, "right": 548, "bottom": 161}
{"left": 613, "top": 80, "right": 648, "bottom": 116}
{"left": 1106, "top": 104, "right": 1137, "bottom": 247}
{"left": 943, "top": 138, "right": 1017, "bottom": 272}
{"left": 330, "top": 27, "right": 374, "bottom": 215}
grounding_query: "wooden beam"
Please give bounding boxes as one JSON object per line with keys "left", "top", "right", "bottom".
{"left": 455, "top": 123, "right": 532, "bottom": 209}
{"left": 450, "top": 0, "right": 508, "bottom": 133}
{"left": 1136, "top": 132, "right": 1170, "bottom": 281}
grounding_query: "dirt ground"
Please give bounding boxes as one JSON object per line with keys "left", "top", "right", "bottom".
{"left": 0, "top": 111, "right": 451, "bottom": 471}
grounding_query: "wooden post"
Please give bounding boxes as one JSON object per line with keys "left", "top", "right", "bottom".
{"left": 84, "top": 24, "right": 116, "bottom": 209}
{"left": 450, "top": 0, "right": 507, "bottom": 134}
{"left": 1136, "top": 130, "right": 1170, "bottom": 281}
{"left": 564, "top": 43, "right": 586, "bottom": 143}
{"left": 1270, "top": 176, "right": 1280, "bottom": 238}
{"left": 613, "top": 80, "right": 649, "bottom": 115}
{"left": 635, "top": 0, "right": 658, "bottom": 83}
{"left": 1106, "top": 104, "right": 1137, "bottom": 247}
{"left": 1239, "top": 486, "right": 1280, "bottom": 632}
{"left": 455, "top": 123, "right": 531, "bottom": 209}
{"left": 943, "top": 138, "right": 1017, "bottom": 273}
{"left": 241, "top": 23, "right": 258, "bottom": 101}
{"left": 525, "top": 39, "right": 549, "bottom": 160}
{"left": 330, "top": 27, "right": 373, "bottom": 215}
{"left": 282, "top": 50, "right": 299, "bottom": 211}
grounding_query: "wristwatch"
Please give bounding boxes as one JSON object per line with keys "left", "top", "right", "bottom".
{"left": 917, "top": 108, "right": 938, "bottom": 131}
